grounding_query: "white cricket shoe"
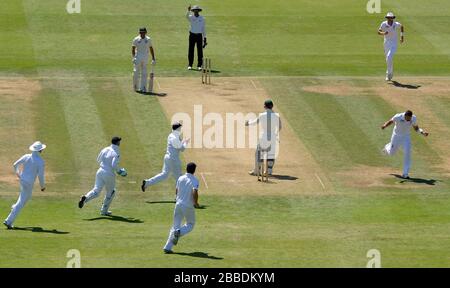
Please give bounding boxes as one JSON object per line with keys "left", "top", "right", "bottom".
{"left": 101, "top": 211, "right": 113, "bottom": 216}
{"left": 187, "top": 66, "right": 192, "bottom": 70}
{"left": 197, "top": 66, "right": 202, "bottom": 71}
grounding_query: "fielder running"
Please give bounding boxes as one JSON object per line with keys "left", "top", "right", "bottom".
{"left": 3, "top": 141, "right": 46, "bottom": 229}
{"left": 378, "top": 12, "right": 404, "bottom": 81}
{"left": 132, "top": 27, "right": 156, "bottom": 92}
{"left": 78, "top": 137, "right": 127, "bottom": 216}
{"left": 141, "top": 122, "right": 190, "bottom": 192}
{"left": 246, "top": 99, "right": 282, "bottom": 176}
{"left": 381, "top": 110, "right": 429, "bottom": 179}
{"left": 163, "top": 162, "right": 200, "bottom": 254}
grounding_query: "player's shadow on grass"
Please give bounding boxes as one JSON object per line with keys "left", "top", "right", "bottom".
{"left": 13, "top": 226, "right": 69, "bottom": 234}
{"left": 390, "top": 81, "right": 421, "bottom": 89}
{"left": 137, "top": 91, "right": 167, "bottom": 97}
{"left": 391, "top": 174, "right": 439, "bottom": 185}
{"left": 84, "top": 215, "right": 144, "bottom": 223}
{"left": 146, "top": 200, "right": 176, "bottom": 204}
{"left": 189, "top": 69, "right": 221, "bottom": 74}
{"left": 172, "top": 251, "right": 223, "bottom": 260}
{"left": 270, "top": 174, "right": 298, "bottom": 181}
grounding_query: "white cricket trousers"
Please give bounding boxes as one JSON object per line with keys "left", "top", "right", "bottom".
{"left": 4, "top": 180, "right": 33, "bottom": 226}
{"left": 384, "top": 134, "right": 411, "bottom": 176}
{"left": 85, "top": 168, "right": 117, "bottom": 213}
{"left": 164, "top": 204, "right": 196, "bottom": 251}
{"left": 144, "top": 155, "right": 182, "bottom": 187}
{"left": 384, "top": 42, "right": 397, "bottom": 76}
{"left": 133, "top": 57, "right": 148, "bottom": 91}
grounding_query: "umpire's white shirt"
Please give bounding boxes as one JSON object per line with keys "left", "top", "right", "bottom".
{"left": 379, "top": 21, "right": 401, "bottom": 45}
{"left": 13, "top": 152, "right": 45, "bottom": 188}
{"left": 132, "top": 35, "right": 152, "bottom": 59}
{"left": 392, "top": 113, "right": 417, "bottom": 136}
{"left": 98, "top": 144, "right": 120, "bottom": 176}
{"left": 176, "top": 173, "right": 199, "bottom": 207}
{"left": 186, "top": 12, "right": 206, "bottom": 37}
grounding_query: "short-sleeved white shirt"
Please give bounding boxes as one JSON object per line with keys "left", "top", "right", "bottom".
{"left": 176, "top": 173, "right": 199, "bottom": 207}
{"left": 132, "top": 35, "right": 152, "bottom": 58}
{"left": 391, "top": 113, "right": 417, "bottom": 136}
{"left": 379, "top": 21, "right": 401, "bottom": 44}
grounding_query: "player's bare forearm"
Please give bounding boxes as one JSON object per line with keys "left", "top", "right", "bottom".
{"left": 132, "top": 46, "right": 136, "bottom": 57}
{"left": 150, "top": 47, "right": 155, "bottom": 61}
{"left": 414, "top": 125, "right": 429, "bottom": 137}
{"left": 193, "top": 189, "right": 199, "bottom": 207}
{"left": 378, "top": 29, "right": 387, "bottom": 36}
{"left": 400, "top": 25, "right": 405, "bottom": 43}
{"left": 381, "top": 120, "right": 393, "bottom": 130}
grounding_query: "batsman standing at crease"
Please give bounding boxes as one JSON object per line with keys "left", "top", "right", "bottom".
{"left": 3, "top": 141, "right": 46, "bottom": 229}
{"left": 246, "top": 99, "right": 282, "bottom": 176}
{"left": 132, "top": 27, "right": 156, "bottom": 92}
{"left": 186, "top": 5, "right": 207, "bottom": 70}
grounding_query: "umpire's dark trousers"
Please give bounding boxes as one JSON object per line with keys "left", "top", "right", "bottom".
{"left": 188, "top": 32, "right": 203, "bottom": 68}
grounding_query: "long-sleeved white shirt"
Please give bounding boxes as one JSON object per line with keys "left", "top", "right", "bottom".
{"left": 379, "top": 21, "right": 401, "bottom": 45}
{"left": 13, "top": 152, "right": 45, "bottom": 188}
{"left": 248, "top": 109, "right": 282, "bottom": 141}
{"left": 186, "top": 11, "right": 206, "bottom": 38}
{"left": 97, "top": 144, "right": 121, "bottom": 175}
{"left": 166, "top": 130, "right": 187, "bottom": 159}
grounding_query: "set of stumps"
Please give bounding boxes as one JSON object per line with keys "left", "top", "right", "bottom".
{"left": 202, "top": 57, "right": 211, "bottom": 84}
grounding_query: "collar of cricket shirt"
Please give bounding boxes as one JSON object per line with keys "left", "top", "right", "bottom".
{"left": 172, "top": 130, "right": 181, "bottom": 137}
{"left": 111, "top": 144, "right": 120, "bottom": 153}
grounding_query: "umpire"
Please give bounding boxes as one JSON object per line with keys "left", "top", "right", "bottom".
{"left": 186, "top": 5, "right": 207, "bottom": 70}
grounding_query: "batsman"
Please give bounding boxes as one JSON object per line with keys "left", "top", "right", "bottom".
{"left": 246, "top": 99, "right": 282, "bottom": 177}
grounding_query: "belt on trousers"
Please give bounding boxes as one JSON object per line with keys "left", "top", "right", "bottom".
{"left": 190, "top": 32, "right": 202, "bottom": 35}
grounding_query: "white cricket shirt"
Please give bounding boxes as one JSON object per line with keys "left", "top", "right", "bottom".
{"left": 379, "top": 21, "right": 401, "bottom": 44}
{"left": 391, "top": 113, "right": 417, "bottom": 136}
{"left": 176, "top": 173, "right": 199, "bottom": 208}
{"left": 97, "top": 144, "right": 120, "bottom": 175}
{"left": 13, "top": 152, "right": 45, "bottom": 188}
{"left": 132, "top": 35, "right": 152, "bottom": 58}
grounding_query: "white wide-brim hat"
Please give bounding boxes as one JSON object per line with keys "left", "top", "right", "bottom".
{"left": 191, "top": 5, "right": 202, "bottom": 11}
{"left": 385, "top": 12, "right": 396, "bottom": 19}
{"left": 29, "top": 141, "right": 47, "bottom": 152}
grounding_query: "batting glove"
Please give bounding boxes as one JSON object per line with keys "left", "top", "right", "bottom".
{"left": 117, "top": 168, "right": 128, "bottom": 177}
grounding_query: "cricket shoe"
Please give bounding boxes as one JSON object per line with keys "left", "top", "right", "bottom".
{"left": 248, "top": 170, "right": 256, "bottom": 176}
{"left": 101, "top": 211, "right": 113, "bottom": 216}
{"left": 141, "top": 180, "right": 146, "bottom": 192}
{"left": 78, "top": 196, "right": 86, "bottom": 209}
{"left": 197, "top": 66, "right": 202, "bottom": 71}
{"left": 3, "top": 221, "right": 13, "bottom": 230}
{"left": 187, "top": 66, "right": 192, "bottom": 70}
{"left": 171, "top": 229, "right": 181, "bottom": 245}
{"left": 401, "top": 174, "right": 410, "bottom": 179}
{"left": 163, "top": 249, "right": 173, "bottom": 254}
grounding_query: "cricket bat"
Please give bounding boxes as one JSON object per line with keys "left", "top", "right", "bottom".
{"left": 148, "top": 64, "right": 155, "bottom": 93}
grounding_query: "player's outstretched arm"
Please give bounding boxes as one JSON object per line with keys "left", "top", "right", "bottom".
{"left": 400, "top": 25, "right": 405, "bottom": 43}
{"left": 381, "top": 119, "right": 393, "bottom": 130}
{"left": 413, "top": 125, "right": 429, "bottom": 137}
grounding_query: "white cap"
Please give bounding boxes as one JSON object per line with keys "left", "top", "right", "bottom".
{"left": 385, "top": 12, "right": 396, "bottom": 18}
{"left": 29, "top": 141, "right": 47, "bottom": 152}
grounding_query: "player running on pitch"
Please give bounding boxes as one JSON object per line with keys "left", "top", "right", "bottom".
{"left": 141, "top": 122, "right": 190, "bottom": 192}
{"left": 132, "top": 27, "right": 156, "bottom": 93}
{"left": 163, "top": 162, "right": 200, "bottom": 254}
{"left": 78, "top": 137, "right": 127, "bottom": 216}
{"left": 3, "top": 141, "right": 46, "bottom": 229}
{"left": 378, "top": 12, "right": 404, "bottom": 81}
{"left": 246, "top": 99, "right": 282, "bottom": 176}
{"left": 381, "top": 110, "right": 429, "bottom": 179}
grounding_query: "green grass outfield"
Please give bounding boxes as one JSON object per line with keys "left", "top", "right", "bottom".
{"left": 0, "top": 0, "right": 450, "bottom": 267}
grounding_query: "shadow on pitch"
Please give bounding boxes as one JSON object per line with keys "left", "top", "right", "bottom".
{"left": 270, "top": 174, "right": 298, "bottom": 181}
{"left": 13, "top": 226, "right": 69, "bottom": 234}
{"left": 189, "top": 69, "right": 221, "bottom": 74}
{"left": 84, "top": 215, "right": 144, "bottom": 223}
{"left": 172, "top": 251, "right": 223, "bottom": 260}
{"left": 146, "top": 200, "right": 176, "bottom": 204}
{"left": 391, "top": 174, "right": 439, "bottom": 185}
{"left": 389, "top": 81, "right": 421, "bottom": 89}
{"left": 136, "top": 91, "right": 167, "bottom": 97}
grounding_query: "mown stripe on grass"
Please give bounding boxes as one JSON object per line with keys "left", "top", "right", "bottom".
{"left": 44, "top": 72, "right": 106, "bottom": 188}
{"left": 87, "top": 78, "right": 158, "bottom": 180}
